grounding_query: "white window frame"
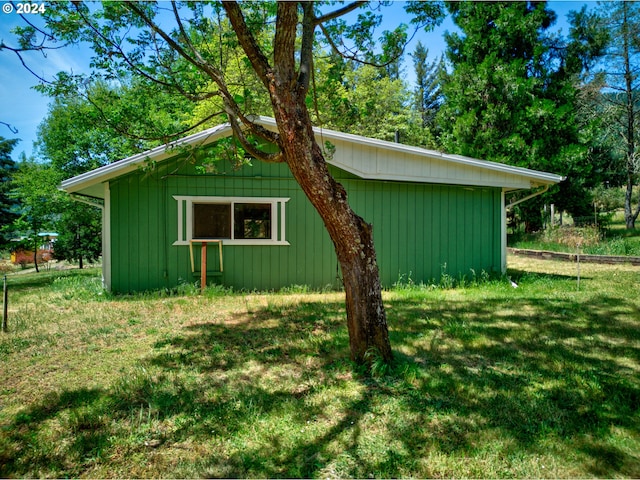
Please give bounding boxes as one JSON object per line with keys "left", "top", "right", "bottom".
{"left": 172, "top": 196, "right": 290, "bottom": 246}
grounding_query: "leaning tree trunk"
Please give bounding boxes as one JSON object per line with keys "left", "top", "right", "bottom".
{"left": 274, "top": 107, "right": 392, "bottom": 364}
{"left": 222, "top": 0, "right": 392, "bottom": 364}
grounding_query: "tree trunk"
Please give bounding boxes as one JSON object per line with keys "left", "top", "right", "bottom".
{"left": 622, "top": 1, "right": 638, "bottom": 230}
{"left": 624, "top": 177, "right": 640, "bottom": 229}
{"left": 33, "top": 236, "right": 39, "bottom": 273}
{"left": 223, "top": 0, "right": 392, "bottom": 364}
{"left": 273, "top": 106, "right": 392, "bottom": 364}
{"left": 284, "top": 116, "right": 392, "bottom": 363}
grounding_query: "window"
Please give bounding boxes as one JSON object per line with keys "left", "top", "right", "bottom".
{"left": 234, "top": 203, "right": 271, "bottom": 239}
{"left": 173, "top": 196, "right": 289, "bottom": 246}
{"left": 193, "top": 203, "right": 231, "bottom": 239}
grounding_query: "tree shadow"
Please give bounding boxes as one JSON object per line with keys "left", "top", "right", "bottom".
{"left": 508, "top": 267, "right": 590, "bottom": 282}
{"left": 1, "top": 289, "right": 639, "bottom": 477}
{"left": 384, "top": 292, "right": 640, "bottom": 475}
{"left": 3, "top": 268, "right": 97, "bottom": 294}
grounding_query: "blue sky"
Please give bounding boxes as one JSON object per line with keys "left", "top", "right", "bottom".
{"left": 0, "top": 1, "right": 592, "bottom": 161}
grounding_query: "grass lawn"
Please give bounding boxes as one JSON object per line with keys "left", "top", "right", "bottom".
{"left": 1, "top": 257, "right": 639, "bottom": 478}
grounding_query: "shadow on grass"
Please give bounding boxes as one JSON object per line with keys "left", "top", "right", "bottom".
{"left": 4, "top": 268, "right": 98, "bottom": 293}
{"left": 1, "top": 289, "right": 639, "bottom": 477}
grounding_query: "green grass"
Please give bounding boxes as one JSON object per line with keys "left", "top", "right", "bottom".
{"left": 1, "top": 259, "right": 639, "bottom": 478}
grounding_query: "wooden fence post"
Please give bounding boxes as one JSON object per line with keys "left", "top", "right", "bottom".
{"left": 2, "top": 275, "right": 7, "bottom": 333}
{"left": 201, "top": 243, "right": 207, "bottom": 294}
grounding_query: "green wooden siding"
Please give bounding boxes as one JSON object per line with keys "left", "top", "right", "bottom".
{"left": 339, "top": 176, "right": 500, "bottom": 286}
{"left": 108, "top": 156, "right": 501, "bottom": 293}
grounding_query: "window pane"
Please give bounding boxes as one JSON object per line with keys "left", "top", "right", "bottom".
{"left": 193, "top": 203, "right": 231, "bottom": 239}
{"left": 234, "top": 203, "right": 271, "bottom": 239}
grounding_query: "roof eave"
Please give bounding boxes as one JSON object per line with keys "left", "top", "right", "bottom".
{"left": 60, "top": 116, "right": 564, "bottom": 196}
{"left": 60, "top": 123, "right": 233, "bottom": 195}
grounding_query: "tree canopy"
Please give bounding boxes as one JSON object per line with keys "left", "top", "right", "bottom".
{"left": 0, "top": 137, "right": 20, "bottom": 246}
{"left": 436, "top": 1, "right": 609, "bottom": 230}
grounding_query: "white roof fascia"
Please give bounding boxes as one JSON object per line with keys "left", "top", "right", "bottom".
{"left": 60, "top": 123, "right": 232, "bottom": 194}
{"left": 251, "top": 116, "right": 564, "bottom": 186}
{"left": 61, "top": 116, "right": 564, "bottom": 197}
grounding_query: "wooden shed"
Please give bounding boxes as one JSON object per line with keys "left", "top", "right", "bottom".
{"left": 61, "top": 117, "right": 563, "bottom": 293}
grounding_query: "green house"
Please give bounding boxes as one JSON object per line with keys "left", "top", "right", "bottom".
{"left": 61, "top": 117, "right": 562, "bottom": 293}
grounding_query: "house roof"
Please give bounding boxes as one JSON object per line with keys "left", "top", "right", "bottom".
{"left": 61, "top": 116, "right": 564, "bottom": 199}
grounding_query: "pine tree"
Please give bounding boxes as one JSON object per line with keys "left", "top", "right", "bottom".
{"left": 438, "top": 1, "right": 606, "bottom": 231}
{"left": 0, "top": 137, "right": 20, "bottom": 246}
{"left": 412, "top": 41, "right": 443, "bottom": 129}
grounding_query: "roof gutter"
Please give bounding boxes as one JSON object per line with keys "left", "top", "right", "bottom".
{"left": 506, "top": 185, "right": 550, "bottom": 209}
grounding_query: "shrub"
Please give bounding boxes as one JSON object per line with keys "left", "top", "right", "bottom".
{"left": 591, "top": 185, "right": 625, "bottom": 212}
{"left": 542, "top": 225, "right": 601, "bottom": 249}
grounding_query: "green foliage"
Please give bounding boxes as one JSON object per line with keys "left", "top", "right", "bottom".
{"left": 310, "top": 59, "right": 427, "bottom": 145}
{"left": 412, "top": 42, "right": 444, "bottom": 130}
{"left": 437, "top": 1, "right": 608, "bottom": 228}
{"left": 594, "top": 1, "right": 640, "bottom": 228}
{"left": 0, "top": 137, "right": 20, "bottom": 246}
{"left": 8, "top": 160, "right": 63, "bottom": 272}
{"left": 592, "top": 185, "right": 626, "bottom": 212}
{"left": 53, "top": 202, "right": 102, "bottom": 268}
{"left": 35, "top": 78, "right": 195, "bottom": 177}
{"left": 364, "top": 347, "right": 391, "bottom": 378}
{"left": 35, "top": 86, "right": 143, "bottom": 178}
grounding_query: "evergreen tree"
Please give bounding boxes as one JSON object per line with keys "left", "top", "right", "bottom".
{"left": 596, "top": 1, "right": 640, "bottom": 228}
{"left": 0, "top": 137, "right": 19, "bottom": 246}
{"left": 412, "top": 41, "right": 443, "bottom": 129}
{"left": 438, "top": 1, "right": 606, "bottom": 231}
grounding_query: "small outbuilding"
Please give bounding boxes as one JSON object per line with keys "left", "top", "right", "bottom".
{"left": 61, "top": 117, "right": 562, "bottom": 293}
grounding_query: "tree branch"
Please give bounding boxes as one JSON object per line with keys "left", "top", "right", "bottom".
{"left": 222, "top": 2, "right": 273, "bottom": 88}
{"left": 123, "top": 3, "right": 205, "bottom": 75}
{"left": 0, "top": 121, "right": 19, "bottom": 134}
{"left": 227, "top": 113, "right": 284, "bottom": 163}
{"left": 298, "top": 2, "right": 315, "bottom": 93}
{"left": 318, "top": 22, "right": 404, "bottom": 69}
{"left": 72, "top": 3, "right": 210, "bottom": 101}
{"left": 314, "top": 1, "right": 367, "bottom": 26}
{"left": 0, "top": 45, "right": 52, "bottom": 84}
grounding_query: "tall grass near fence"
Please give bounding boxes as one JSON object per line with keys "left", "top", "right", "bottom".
{"left": 510, "top": 211, "right": 640, "bottom": 256}
{"left": 1, "top": 259, "right": 639, "bottom": 478}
